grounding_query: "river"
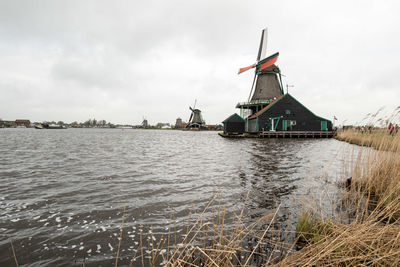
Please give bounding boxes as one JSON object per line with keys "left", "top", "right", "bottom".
{"left": 0, "top": 128, "right": 355, "bottom": 266}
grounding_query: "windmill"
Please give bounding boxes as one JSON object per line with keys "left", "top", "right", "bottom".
{"left": 186, "top": 99, "right": 205, "bottom": 129}
{"left": 236, "top": 28, "right": 284, "bottom": 118}
{"left": 141, "top": 116, "right": 148, "bottom": 128}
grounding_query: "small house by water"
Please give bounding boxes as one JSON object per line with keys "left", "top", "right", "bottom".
{"left": 222, "top": 113, "right": 245, "bottom": 134}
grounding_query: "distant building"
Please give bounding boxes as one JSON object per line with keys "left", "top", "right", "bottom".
{"left": 15, "top": 120, "right": 31, "bottom": 127}
{"left": 156, "top": 122, "right": 170, "bottom": 129}
{"left": 205, "top": 125, "right": 218, "bottom": 131}
{"left": 175, "top": 118, "right": 183, "bottom": 127}
{"left": 175, "top": 118, "right": 187, "bottom": 128}
{"left": 206, "top": 124, "right": 223, "bottom": 131}
{"left": 0, "top": 120, "right": 15, "bottom": 128}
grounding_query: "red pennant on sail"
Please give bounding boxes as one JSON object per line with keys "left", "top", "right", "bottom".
{"left": 238, "top": 63, "right": 256, "bottom": 74}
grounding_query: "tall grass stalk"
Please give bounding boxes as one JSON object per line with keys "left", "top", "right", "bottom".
{"left": 115, "top": 204, "right": 126, "bottom": 267}
{"left": 9, "top": 237, "right": 19, "bottom": 267}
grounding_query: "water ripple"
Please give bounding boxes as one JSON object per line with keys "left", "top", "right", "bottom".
{"left": 0, "top": 128, "right": 356, "bottom": 266}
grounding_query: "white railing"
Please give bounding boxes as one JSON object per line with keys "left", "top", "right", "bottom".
{"left": 236, "top": 99, "right": 272, "bottom": 107}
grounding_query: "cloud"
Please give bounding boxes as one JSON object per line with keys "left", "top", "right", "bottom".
{"left": 0, "top": 0, "right": 400, "bottom": 124}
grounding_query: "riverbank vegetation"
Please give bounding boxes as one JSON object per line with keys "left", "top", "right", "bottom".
{"left": 121, "top": 194, "right": 290, "bottom": 267}
{"left": 335, "top": 127, "right": 400, "bottom": 152}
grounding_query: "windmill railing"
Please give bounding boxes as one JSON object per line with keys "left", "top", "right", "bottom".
{"left": 236, "top": 99, "right": 273, "bottom": 108}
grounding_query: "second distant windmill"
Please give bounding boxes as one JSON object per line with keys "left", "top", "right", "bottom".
{"left": 186, "top": 99, "right": 206, "bottom": 130}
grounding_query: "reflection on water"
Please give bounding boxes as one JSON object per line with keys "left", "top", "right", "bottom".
{"left": 0, "top": 128, "right": 352, "bottom": 266}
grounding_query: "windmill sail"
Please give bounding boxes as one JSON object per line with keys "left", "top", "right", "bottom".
{"left": 238, "top": 53, "right": 279, "bottom": 74}
{"left": 257, "top": 28, "right": 268, "bottom": 61}
{"left": 188, "top": 112, "right": 193, "bottom": 124}
{"left": 238, "top": 63, "right": 257, "bottom": 74}
{"left": 238, "top": 28, "right": 274, "bottom": 75}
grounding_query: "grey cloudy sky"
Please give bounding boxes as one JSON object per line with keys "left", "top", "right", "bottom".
{"left": 1, "top": 0, "right": 399, "bottom": 125}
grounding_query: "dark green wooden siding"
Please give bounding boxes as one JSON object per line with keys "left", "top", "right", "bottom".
{"left": 247, "top": 94, "right": 332, "bottom": 132}
{"left": 222, "top": 113, "right": 245, "bottom": 134}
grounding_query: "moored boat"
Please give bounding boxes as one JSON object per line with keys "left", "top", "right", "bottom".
{"left": 47, "top": 124, "right": 67, "bottom": 129}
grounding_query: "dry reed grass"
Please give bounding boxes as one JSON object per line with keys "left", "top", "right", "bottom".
{"left": 122, "top": 193, "right": 294, "bottom": 267}
{"left": 336, "top": 127, "right": 400, "bottom": 216}
{"left": 275, "top": 127, "right": 400, "bottom": 266}
{"left": 9, "top": 236, "right": 19, "bottom": 267}
{"left": 275, "top": 217, "right": 400, "bottom": 266}
{"left": 336, "top": 127, "right": 400, "bottom": 152}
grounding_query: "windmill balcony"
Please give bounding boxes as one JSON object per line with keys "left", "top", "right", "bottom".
{"left": 236, "top": 99, "right": 274, "bottom": 109}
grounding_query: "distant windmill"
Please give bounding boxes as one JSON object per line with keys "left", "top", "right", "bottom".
{"left": 236, "top": 28, "right": 284, "bottom": 118}
{"left": 186, "top": 99, "right": 205, "bottom": 129}
{"left": 141, "top": 116, "right": 148, "bottom": 128}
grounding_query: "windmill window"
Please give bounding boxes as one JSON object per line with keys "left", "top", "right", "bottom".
{"left": 302, "top": 122, "right": 306, "bottom": 126}
{"left": 285, "top": 109, "right": 291, "bottom": 115}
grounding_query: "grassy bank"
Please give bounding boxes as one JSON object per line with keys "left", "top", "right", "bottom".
{"left": 335, "top": 127, "right": 400, "bottom": 152}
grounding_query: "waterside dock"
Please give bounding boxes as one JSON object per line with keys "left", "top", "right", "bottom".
{"left": 219, "top": 131, "right": 335, "bottom": 138}
{"left": 259, "top": 131, "right": 335, "bottom": 138}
